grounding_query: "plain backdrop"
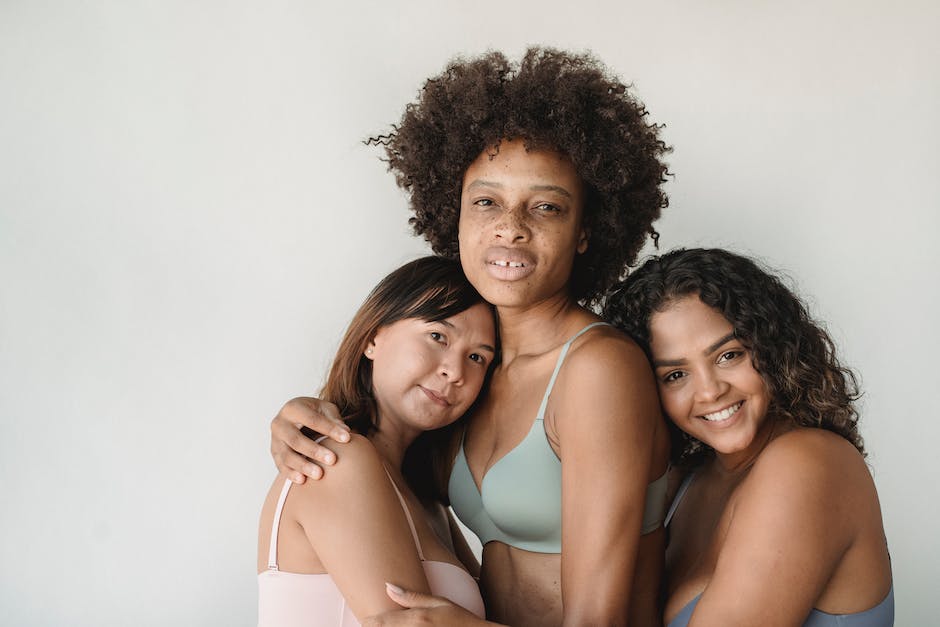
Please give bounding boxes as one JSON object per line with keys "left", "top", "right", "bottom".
{"left": 1, "top": 1, "right": 938, "bottom": 625}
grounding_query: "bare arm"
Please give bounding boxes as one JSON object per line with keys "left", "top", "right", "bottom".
{"left": 291, "top": 433, "right": 433, "bottom": 619}
{"left": 688, "top": 431, "right": 872, "bottom": 626}
{"left": 552, "top": 333, "right": 665, "bottom": 626}
{"left": 270, "top": 396, "right": 351, "bottom": 482}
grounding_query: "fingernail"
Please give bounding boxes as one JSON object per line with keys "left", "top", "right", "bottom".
{"left": 336, "top": 429, "right": 350, "bottom": 442}
{"left": 324, "top": 452, "right": 335, "bottom": 464}
{"left": 292, "top": 473, "right": 305, "bottom": 484}
{"left": 306, "top": 465, "right": 322, "bottom": 479}
{"left": 386, "top": 582, "right": 404, "bottom": 595}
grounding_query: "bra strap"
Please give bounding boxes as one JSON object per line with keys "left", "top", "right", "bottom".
{"left": 664, "top": 473, "right": 695, "bottom": 528}
{"left": 267, "top": 479, "right": 294, "bottom": 570}
{"left": 268, "top": 434, "right": 331, "bottom": 570}
{"left": 382, "top": 466, "right": 425, "bottom": 561}
{"left": 536, "top": 322, "right": 610, "bottom": 421}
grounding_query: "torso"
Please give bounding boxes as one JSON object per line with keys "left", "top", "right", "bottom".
{"left": 664, "top": 428, "right": 893, "bottom": 626}
{"left": 452, "top": 317, "right": 668, "bottom": 626}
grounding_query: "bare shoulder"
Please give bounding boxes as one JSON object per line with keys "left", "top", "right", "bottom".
{"left": 563, "top": 323, "right": 653, "bottom": 382}
{"left": 550, "top": 322, "right": 660, "bottom": 440}
{"left": 291, "top": 433, "right": 388, "bottom": 501}
{"left": 753, "top": 427, "right": 866, "bottom": 480}
{"left": 737, "top": 427, "right": 873, "bottom": 520}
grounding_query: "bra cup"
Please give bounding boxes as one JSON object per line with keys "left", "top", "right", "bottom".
{"left": 480, "top": 424, "right": 562, "bottom": 544}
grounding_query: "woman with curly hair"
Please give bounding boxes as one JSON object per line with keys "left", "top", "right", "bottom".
{"left": 604, "top": 248, "right": 893, "bottom": 627}
{"left": 269, "top": 47, "right": 672, "bottom": 626}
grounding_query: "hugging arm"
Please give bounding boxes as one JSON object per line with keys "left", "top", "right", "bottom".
{"left": 270, "top": 397, "right": 351, "bottom": 482}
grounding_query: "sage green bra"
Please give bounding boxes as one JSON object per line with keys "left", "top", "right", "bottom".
{"left": 448, "top": 322, "right": 669, "bottom": 554}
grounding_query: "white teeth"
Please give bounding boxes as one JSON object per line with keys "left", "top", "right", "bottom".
{"left": 701, "top": 402, "right": 742, "bottom": 422}
{"left": 492, "top": 261, "right": 524, "bottom": 268}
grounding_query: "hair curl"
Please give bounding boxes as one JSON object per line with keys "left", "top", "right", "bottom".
{"left": 368, "top": 47, "right": 671, "bottom": 305}
{"left": 603, "top": 248, "right": 864, "bottom": 469}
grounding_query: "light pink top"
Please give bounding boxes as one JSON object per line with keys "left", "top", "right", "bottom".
{"left": 258, "top": 471, "right": 485, "bottom": 626}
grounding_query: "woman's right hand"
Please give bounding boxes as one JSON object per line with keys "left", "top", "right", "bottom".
{"left": 270, "top": 397, "right": 351, "bottom": 482}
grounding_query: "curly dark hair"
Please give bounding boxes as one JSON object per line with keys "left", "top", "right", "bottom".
{"left": 368, "top": 47, "right": 671, "bottom": 305}
{"left": 603, "top": 248, "right": 864, "bottom": 468}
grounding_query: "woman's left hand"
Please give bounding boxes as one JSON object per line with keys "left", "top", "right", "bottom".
{"left": 361, "top": 584, "right": 496, "bottom": 626}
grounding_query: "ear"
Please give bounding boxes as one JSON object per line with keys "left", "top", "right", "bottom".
{"left": 577, "top": 227, "right": 589, "bottom": 254}
{"left": 364, "top": 340, "right": 376, "bottom": 361}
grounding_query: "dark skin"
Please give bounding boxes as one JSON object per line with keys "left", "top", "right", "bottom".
{"left": 271, "top": 141, "right": 670, "bottom": 626}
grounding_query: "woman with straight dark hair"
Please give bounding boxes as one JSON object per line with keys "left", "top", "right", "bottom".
{"left": 258, "top": 256, "right": 496, "bottom": 626}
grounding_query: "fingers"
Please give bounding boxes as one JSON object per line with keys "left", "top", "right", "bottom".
{"left": 270, "top": 397, "right": 351, "bottom": 481}
{"left": 385, "top": 583, "right": 449, "bottom": 609}
{"left": 294, "top": 397, "right": 350, "bottom": 443}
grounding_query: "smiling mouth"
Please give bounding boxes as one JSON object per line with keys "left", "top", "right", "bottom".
{"left": 420, "top": 386, "right": 451, "bottom": 407}
{"left": 700, "top": 401, "right": 743, "bottom": 422}
{"left": 490, "top": 260, "right": 526, "bottom": 268}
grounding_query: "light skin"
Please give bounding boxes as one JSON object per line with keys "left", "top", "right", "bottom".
{"left": 258, "top": 304, "right": 495, "bottom": 622}
{"left": 271, "top": 140, "right": 670, "bottom": 627}
{"left": 650, "top": 296, "right": 892, "bottom": 626}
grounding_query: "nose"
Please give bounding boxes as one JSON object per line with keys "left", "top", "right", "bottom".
{"left": 494, "top": 205, "right": 531, "bottom": 243}
{"left": 694, "top": 369, "right": 728, "bottom": 404}
{"left": 439, "top": 352, "right": 465, "bottom": 386}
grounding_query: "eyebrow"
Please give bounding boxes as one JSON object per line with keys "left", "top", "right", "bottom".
{"left": 652, "top": 332, "right": 738, "bottom": 368}
{"left": 432, "top": 318, "right": 497, "bottom": 354}
{"left": 465, "top": 179, "right": 573, "bottom": 199}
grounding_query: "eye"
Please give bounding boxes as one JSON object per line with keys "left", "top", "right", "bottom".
{"left": 717, "top": 350, "right": 743, "bottom": 364}
{"left": 473, "top": 198, "right": 495, "bottom": 208}
{"left": 429, "top": 331, "right": 447, "bottom": 344}
{"left": 662, "top": 370, "right": 686, "bottom": 384}
{"left": 534, "top": 202, "right": 561, "bottom": 213}
{"left": 469, "top": 353, "right": 488, "bottom": 366}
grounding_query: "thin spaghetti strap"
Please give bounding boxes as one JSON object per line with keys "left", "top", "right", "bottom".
{"left": 382, "top": 466, "right": 425, "bottom": 561}
{"left": 664, "top": 473, "right": 695, "bottom": 528}
{"left": 268, "top": 434, "right": 331, "bottom": 570}
{"left": 536, "top": 321, "right": 610, "bottom": 420}
{"left": 267, "top": 479, "right": 293, "bottom": 570}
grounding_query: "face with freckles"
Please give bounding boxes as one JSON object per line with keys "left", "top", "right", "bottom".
{"left": 649, "top": 295, "right": 773, "bottom": 468}
{"left": 366, "top": 303, "right": 496, "bottom": 436}
{"left": 457, "top": 139, "right": 588, "bottom": 309}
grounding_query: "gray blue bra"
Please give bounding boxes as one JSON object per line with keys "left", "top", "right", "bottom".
{"left": 448, "top": 322, "right": 669, "bottom": 553}
{"left": 666, "top": 589, "right": 894, "bottom": 627}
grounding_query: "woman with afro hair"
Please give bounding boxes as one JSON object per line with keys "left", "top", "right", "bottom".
{"left": 270, "top": 47, "right": 672, "bottom": 626}
{"left": 604, "top": 248, "right": 893, "bottom": 626}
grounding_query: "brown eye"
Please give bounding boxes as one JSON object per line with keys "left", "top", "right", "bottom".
{"left": 663, "top": 370, "right": 686, "bottom": 384}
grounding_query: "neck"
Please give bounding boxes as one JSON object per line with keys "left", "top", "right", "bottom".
{"left": 495, "top": 295, "right": 596, "bottom": 362}
{"left": 367, "top": 416, "right": 420, "bottom": 470}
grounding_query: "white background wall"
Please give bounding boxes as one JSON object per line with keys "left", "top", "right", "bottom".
{"left": 1, "top": 1, "right": 937, "bottom": 624}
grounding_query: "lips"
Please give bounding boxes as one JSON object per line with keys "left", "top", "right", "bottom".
{"left": 699, "top": 401, "right": 743, "bottom": 423}
{"left": 484, "top": 247, "right": 536, "bottom": 281}
{"left": 419, "top": 386, "right": 452, "bottom": 407}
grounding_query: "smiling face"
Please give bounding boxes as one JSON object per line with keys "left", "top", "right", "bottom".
{"left": 649, "top": 295, "right": 774, "bottom": 469}
{"left": 457, "top": 139, "right": 588, "bottom": 310}
{"left": 366, "top": 302, "right": 496, "bottom": 435}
